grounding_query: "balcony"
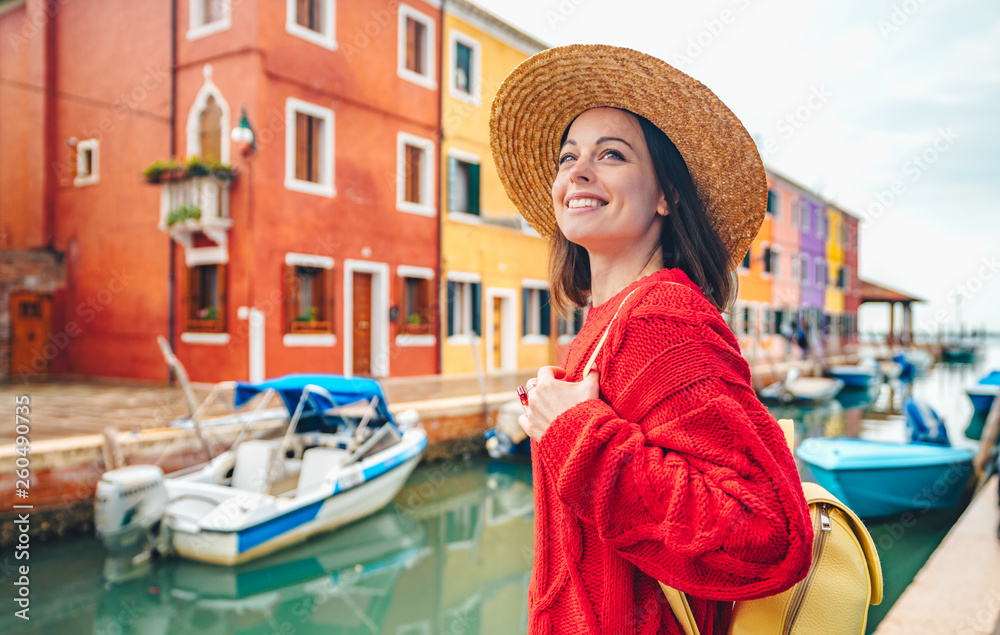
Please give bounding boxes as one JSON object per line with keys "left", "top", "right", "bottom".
{"left": 157, "top": 176, "right": 234, "bottom": 266}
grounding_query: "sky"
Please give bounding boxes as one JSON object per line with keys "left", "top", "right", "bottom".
{"left": 474, "top": 0, "right": 1000, "bottom": 336}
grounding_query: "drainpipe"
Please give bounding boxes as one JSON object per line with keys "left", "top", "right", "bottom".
{"left": 435, "top": 0, "right": 446, "bottom": 375}
{"left": 167, "top": 0, "right": 178, "bottom": 382}
{"left": 42, "top": 0, "right": 57, "bottom": 247}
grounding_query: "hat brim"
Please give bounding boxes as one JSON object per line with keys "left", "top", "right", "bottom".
{"left": 489, "top": 44, "right": 766, "bottom": 272}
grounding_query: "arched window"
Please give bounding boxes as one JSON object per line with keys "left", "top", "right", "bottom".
{"left": 199, "top": 95, "right": 223, "bottom": 161}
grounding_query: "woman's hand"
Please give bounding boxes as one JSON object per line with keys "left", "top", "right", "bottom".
{"left": 518, "top": 366, "right": 601, "bottom": 441}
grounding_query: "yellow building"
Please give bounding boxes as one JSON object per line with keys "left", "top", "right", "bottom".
{"left": 824, "top": 206, "right": 845, "bottom": 347}
{"left": 439, "top": 1, "right": 551, "bottom": 375}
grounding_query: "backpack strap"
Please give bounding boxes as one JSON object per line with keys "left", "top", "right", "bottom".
{"left": 581, "top": 287, "right": 640, "bottom": 377}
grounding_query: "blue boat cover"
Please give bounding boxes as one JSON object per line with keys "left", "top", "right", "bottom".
{"left": 233, "top": 374, "right": 394, "bottom": 431}
{"left": 903, "top": 397, "right": 950, "bottom": 446}
{"left": 979, "top": 370, "right": 1000, "bottom": 386}
{"left": 796, "top": 437, "right": 974, "bottom": 471}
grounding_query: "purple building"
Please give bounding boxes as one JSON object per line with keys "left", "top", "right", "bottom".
{"left": 797, "top": 194, "right": 827, "bottom": 340}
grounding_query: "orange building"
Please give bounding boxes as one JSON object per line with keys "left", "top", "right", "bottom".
{"left": 1, "top": 0, "right": 443, "bottom": 382}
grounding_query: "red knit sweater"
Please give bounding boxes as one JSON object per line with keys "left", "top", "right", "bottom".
{"left": 529, "top": 268, "right": 813, "bottom": 634}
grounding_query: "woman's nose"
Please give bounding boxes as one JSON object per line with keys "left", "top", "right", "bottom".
{"left": 567, "top": 157, "right": 592, "bottom": 182}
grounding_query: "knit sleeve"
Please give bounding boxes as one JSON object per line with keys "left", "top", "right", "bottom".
{"left": 536, "top": 294, "right": 814, "bottom": 601}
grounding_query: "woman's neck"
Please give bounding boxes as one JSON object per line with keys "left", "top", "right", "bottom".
{"left": 589, "top": 249, "right": 664, "bottom": 307}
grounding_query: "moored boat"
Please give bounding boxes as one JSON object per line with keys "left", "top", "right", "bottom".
{"left": 965, "top": 370, "right": 1000, "bottom": 418}
{"left": 796, "top": 438, "right": 973, "bottom": 518}
{"left": 826, "top": 357, "right": 883, "bottom": 389}
{"left": 760, "top": 367, "right": 844, "bottom": 404}
{"left": 95, "top": 374, "right": 427, "bottom": 566}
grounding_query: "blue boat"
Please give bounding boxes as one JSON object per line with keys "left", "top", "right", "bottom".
{"left": 966, "top": 370, "right": 1000, "bottom": 417}
{"left": 825, "top": 357, "right": 882, "bottom": 389}
{"left": 796, "top": 438, "right": 973, "bottom": 518}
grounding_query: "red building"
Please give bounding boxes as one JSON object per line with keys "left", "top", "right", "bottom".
{"left": 1, "top": 0, "right": 443, "bottom": 382}
{"left": 841, "top": 211, "right": 861, "bottom": 344}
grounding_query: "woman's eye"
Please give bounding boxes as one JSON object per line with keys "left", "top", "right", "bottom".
{"left": 557, "top": 153, "right": 576, "bottom": 166}
{"left": 601, "top": 149, "right": 624, "bottom": 160}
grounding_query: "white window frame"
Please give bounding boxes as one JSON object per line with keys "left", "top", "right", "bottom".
{"left": 286, "top": 0, "right": 337, "bottom": 50}
{"left": 801, "top": 254, "right": 811, "bottom": 284}
{"left": 760, "top": 242, "right": 772, "bottom": 280}
{"left": 396, "top": 265, "right": 436, "bottom": 347}
{"left": 285, "top": 98, "right": 335, "bottom": 198}
{"left": 449, "top": 30, "right": 481, "bottom": 106}
{"left": 74, "top": 138, "right": 99, "bottom": 187}
{"left": 447, "top": 272, "right": 480, "bottom": 345}
{"left": 447, "top": 148, "right": 482, "bottom": 221}
{"left": 816, "top": 259, "right": 826, "bottom": 288}
{"left": 818, "top": 212, "right": 827, "bottom": 240}
{"left": 770, "top": 245, "right": 781, "bottom": 281}
{"left": 187, "top": 0, "right": 232, "bottom": 40}
{"left": 283, "top": 252, "right": 336, "bottom": 347}
{"left": 398, "top": 4, "right": 436, "bottom": 90}
{"left": 790, "top": 250, "right": 801, "bottom": 283}
{"left": 396, "top": 132, "right": 435, "bottom": 216}
{"left": 521, "top": 279, "right": 549, "bottom": 345}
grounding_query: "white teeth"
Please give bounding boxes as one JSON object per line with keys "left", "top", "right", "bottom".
{"left": 567, "top": 198, "right": 607, "bottom": 209}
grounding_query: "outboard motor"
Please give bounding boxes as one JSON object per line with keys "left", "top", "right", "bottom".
{"left": 95, "top": 465, "right": 169, "bottom": 559}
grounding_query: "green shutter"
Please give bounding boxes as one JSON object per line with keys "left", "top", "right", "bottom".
{"left": 468, "top": 162, "right": 480, "bottom": 216}
{"left": 446, "top": 280, "right": 456, "bottom": 337}
{"left": 471, "top": 283, "right": 481, "bottom": 336}
{"left": 540, "top": 290, "right": 550, "bottom": 336}
{"left": 448, "top": 157, "right": 458, "bottom": 212}
{"left": 522, "top": 288, "right": 530, "bottom": 336}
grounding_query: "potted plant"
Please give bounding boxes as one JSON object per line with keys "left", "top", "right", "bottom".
{"left": 142, "top": 159, "right": 171, "bottom": 184}
{"left": 208, "top": 159, "right": 238, "bottom": 182}
{"left": 185, "top": 155, "right": 210, "bottom": 177}
{"left": 166, "top": 204, "right": 202, "bottom": 227}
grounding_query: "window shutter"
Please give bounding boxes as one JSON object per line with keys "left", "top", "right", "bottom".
{"left": 468, "top": 162, "right": 480, "bottom": 216}
{"left": 522, "top": 288, "right": 529, "bottom": 336}
{"left": 295, "top": 112, "right": 309, "bottom": 181}
{"left": 446, "top": 280, "right": 456, "bottom": 336}
{"left": 540, "top": 290, "right": 550, "bottom": 336}
{"left": 283, "top": 265, "right": 295, "bottom": 333}
{"left": 309, "top": 116, "right": 321, "bottom": 183}
{"left": 471, "top": 282, "right": 481, "bottom": 336}
{"left": 217, "top": 264, "right": 227, "bottom": 332}
{"left": 448, "top": 157, "right": 458, "bottom": 212}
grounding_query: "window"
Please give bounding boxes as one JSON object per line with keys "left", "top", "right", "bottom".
{"left": 818, "top": 213, "right": 827, "bottom": 240}
{"left": 74, "top": 139, "right": 99, "bottom": 187}
{"left": 740, "top": 248, "right": 751, "bottom": 271}
{"left": 398, "top": 268, "right": 433, "bottom": 335}
{"left": 450, "top": 31, "right": 480, "bottom": 104}
{"left": 283, "top": 255, "right": 334, "bottom": 334}
{"left": 791, "top": 199, "right": 801, "bottom": 228}
{"left": 448, "top": 152, "right": 480, "bottom": 216}
{"left": 802, "top": 204, "right": 812, "bottom": 233}
{"left": 766, "top": 189, "right": 778, "bottom": 219}
{"left": 815, "top": 259, "right": 826, "bottom": 287}
{"left": 188, "top": 0, "right": 231, "bottom": 39}
{"left": 741, "top": 305, "right": 751, "bottom": 336}
{"left": 522, "top": 283, "right": 551, "bottom": 340}
{"left": 287, "top": 0, "right": 336, "bottom": 49}
{"left": 838, "top": 266, "right": 847, "bottom": 290}
{"left": 791, "top": 251, "right": 801, "bottom": 282}
{"left": 761, "top": 306, "right": 773, "bottom": 336}
{"left": 801, "top": 254, "right": 811, "bottom": 284}
{"left": 447, "top": 276, "right": 481, "bottom": 339}
{"left": 184, "top": 264, "right": 226, "bottom": 333}
{"left": 285, "top": 98, "right": 335, "bottom": 197}
{"left": 397, "top": 133, "right": 435, "bottom": 215}
{"left": 558, "top": 307, "right": 585, "bottom": 340}
{"left": 198, "top": 95, "right": 223, "bottom": 161}
{"left": 761, "top": 244, "right": 773, "bottom": 276}
{"left": 770, "top": 245, "right": 781, "bottom": 280}
{"left": 398, "top": 5, "right": 435, "bottom": 89}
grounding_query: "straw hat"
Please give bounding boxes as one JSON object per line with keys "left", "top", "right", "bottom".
{"left": 490, "top": 44, "right": 766, "bottom": 271}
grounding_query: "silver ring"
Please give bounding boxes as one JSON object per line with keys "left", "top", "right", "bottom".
{"left": 525, "top": 379, "right": 537, "bottom": 391}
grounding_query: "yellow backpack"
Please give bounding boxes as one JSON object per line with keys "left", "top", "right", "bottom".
{"left": 661, "top": 420, "right": 884, "bottom": 635}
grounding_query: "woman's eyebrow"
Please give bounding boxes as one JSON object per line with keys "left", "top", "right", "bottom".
{"left": 560, "top": 137, "right": 635, "bottom": 150}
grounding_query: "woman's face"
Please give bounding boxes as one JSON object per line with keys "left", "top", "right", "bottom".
{"left": 551, "top": 107, "right": 667, "bottom": 255}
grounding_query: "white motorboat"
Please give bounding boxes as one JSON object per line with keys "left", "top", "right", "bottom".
{"left": 759, "top": 367, "right": 844, "bottom": 404}
{"left": 95, "top": 374, "right": 427, "bottom": 566}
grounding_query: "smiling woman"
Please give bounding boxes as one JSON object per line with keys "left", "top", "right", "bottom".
{"left": 490, "top": 44, "right": 814, "bottom": 634}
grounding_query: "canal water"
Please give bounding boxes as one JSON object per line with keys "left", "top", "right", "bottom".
{"left": 7, "top": 341, "right": 998, "bottom": 635}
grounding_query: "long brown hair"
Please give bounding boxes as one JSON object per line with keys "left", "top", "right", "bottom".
{"left": 549, "top": 110, "right": 737, "bottom": 314}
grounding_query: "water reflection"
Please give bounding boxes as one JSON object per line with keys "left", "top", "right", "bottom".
{"left": 84, "top": 457, "right": 534, "bottom": 635}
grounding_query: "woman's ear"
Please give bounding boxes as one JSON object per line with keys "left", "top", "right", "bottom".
{"left": 656, "top": 190, "right": 670, "bottom": 216}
